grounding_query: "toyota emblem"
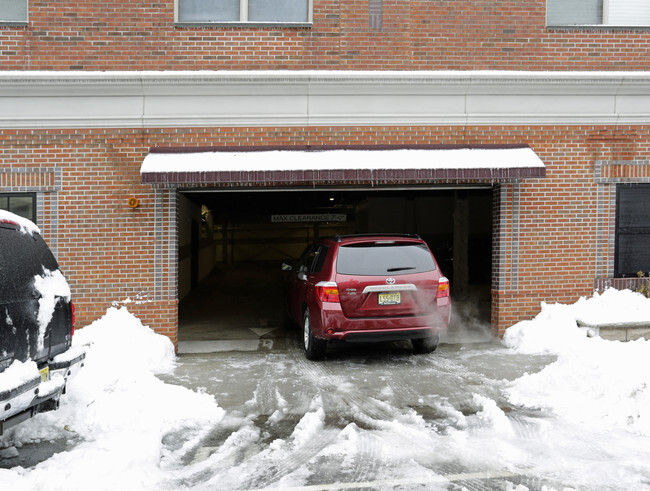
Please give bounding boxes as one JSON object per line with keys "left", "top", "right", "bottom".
{"left": 386, "top": 277, "right": 396, "bottom": 285}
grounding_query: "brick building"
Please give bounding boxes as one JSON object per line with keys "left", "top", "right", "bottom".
{"left": 1, "top": 1, "right": 649, "bottom": 346}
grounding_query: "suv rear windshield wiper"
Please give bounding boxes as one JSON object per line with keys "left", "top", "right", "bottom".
{"left": 386, "top": 266, "right": 416, "bottom": 272}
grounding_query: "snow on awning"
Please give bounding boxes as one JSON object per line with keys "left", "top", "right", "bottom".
{"left": 140, "top": 145, "right": 546, "bottom": 187}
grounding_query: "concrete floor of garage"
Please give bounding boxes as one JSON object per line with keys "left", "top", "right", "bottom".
{"left": 178, "top": 263, "right": 493, "bottom": 353}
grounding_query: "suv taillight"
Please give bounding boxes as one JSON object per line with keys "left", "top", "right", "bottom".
{"left": 436, "top": 278, "right": 450, "bottom": 298}
{"left": 316, "top": 282, "right": 340, "bottom": 303}
{"left": 71, "top": 302, "right": 76, "bottom": 336}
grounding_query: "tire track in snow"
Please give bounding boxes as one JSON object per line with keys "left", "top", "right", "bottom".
{"left": 287, "top": 342, "right": 441, "bottom": 486}
{"left": 170, "top": 349, "right": 333, "bottom": 490}
{"left": 285, "top": 342, "right": 543, "bottom": 488}
{"left": 238, "top": 426, "right": 343, "bottom": 490}
{"left": 287, "top": 342, "right": 390, "bottom": 486}
{"left": 219, "top": 349, "right": 345, "bottom": 489}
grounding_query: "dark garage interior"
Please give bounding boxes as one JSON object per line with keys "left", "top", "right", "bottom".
{"left": 177, "top": 188, "right": 493, "bottom": 346}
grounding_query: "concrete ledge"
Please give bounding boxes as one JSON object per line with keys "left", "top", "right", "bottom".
{"left": 178, "top": 339, "right": 274, "bottom": 354}
{"left": 577, "top": 320, "right": 650, "bottom": 342}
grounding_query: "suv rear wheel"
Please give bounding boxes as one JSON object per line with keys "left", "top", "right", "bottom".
{"left": 303, "top": 308, "right": 326, "bottom": 361}
{"left": 412, "top": 334, "right": 440, "bottom": 354}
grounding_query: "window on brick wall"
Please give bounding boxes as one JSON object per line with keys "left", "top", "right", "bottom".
{"left": 0, "top": 0, "right": 27, "bottom": 23}
{"left": 368, "top": 0, "right": 383, "bottom": 31}
{"left": 0, "top": 194, "right": 36, "bottom": 223}
{"left": 177, "top": 0, "right": 311, "bottom": 24}
{"left": 615, "top": 184, "right": 650, "bottom": 277}
{"left": 547, "top": 0, "right": 650, "bottom": 26}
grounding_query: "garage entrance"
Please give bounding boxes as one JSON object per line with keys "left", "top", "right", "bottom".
{"left": 140, "top": 144, "right": 546, "bottom": 347}
{"left": 177, "top": 188, "right": 493, "bottom": 345}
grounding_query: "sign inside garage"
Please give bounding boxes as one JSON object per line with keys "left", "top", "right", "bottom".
{"left": 271, "top": 214, "right": 347, "bottom": 223}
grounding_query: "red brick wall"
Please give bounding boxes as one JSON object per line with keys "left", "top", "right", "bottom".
{"left": 1, "top": 1, "right": 649, "bottom": 71}
{"left": 2, "top": 125, "right": 648, "bottom": 339}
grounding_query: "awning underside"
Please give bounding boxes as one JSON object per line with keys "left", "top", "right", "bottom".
{"left": 140, "top": 145, "right": 546, "bottom": 187}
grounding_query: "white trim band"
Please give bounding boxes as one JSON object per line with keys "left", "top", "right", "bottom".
{"left": 1, "top": 71, "right": 649, "bottom": 129}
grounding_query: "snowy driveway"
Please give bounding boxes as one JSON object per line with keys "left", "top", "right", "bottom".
{"left": 160, "top": 342, "right": 560, "bottom": 490}
{"left": 158, "top": 336, "right": 649, "bottom": 490}
{"left": 2, "top": 289, "right": 650, "bottom": 490}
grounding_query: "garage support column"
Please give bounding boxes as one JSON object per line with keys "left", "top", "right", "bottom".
{"left": 222, "top": 219, "right": 229, "bottom": 264}
{"left": 453, "top": 191, "right": 469, "bottom": 299}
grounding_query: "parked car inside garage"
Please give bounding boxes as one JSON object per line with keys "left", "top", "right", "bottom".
{"left": 283, "top": 234, "right": 451, "bottom": 360}
{"left": 0, "top": 211, "right": 85, "bottom": 435}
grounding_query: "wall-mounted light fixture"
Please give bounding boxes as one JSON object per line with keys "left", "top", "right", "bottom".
{"left": 128, "top": 197, "right": 140, "bottom": 208}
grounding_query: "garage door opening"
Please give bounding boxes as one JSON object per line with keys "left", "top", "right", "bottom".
{"left": 177, "top": 188, "right": 493, "bottom": 345}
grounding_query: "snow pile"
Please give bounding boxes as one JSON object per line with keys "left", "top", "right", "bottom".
{"left": 504, "top": 289, "right": 650, "bottom": 436}
{"left": 503, "top": 288, "right": 650, "bottom": 354}
{"left": 0, "top": 307, "right": 225, "bottom": 491}
{"left": 33, "top": 268, "right": 71, "bottom": 352}
{"left": 72, "top": 306, "right": 175, "bottom": 376}
{"left": 0, "top": 210, "right": 40, "bottom": 235}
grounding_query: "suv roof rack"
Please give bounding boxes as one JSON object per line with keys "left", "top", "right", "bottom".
{"left": 333, "top": 233, "right": 422, "bottom": 242}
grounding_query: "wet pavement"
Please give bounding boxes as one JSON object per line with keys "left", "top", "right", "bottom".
{"left": 157, "top": 334, "right": 566, "bottom": 490}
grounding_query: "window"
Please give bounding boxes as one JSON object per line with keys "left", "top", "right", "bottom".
{"left": 369, "top": 0, "right": 383, "bottom": 31}
{"left": 177, "top": 0, "right": 311, "bottom": 24}
{"left": 293, "top": 244, "right": 329, "bottom": 274}
{"left": 312, "top": 246, "right": 329, "bottom": 273}
{"left": 337, "top": 243, "right": 436, "bottom": 276}
{"left": 548, "top": 0, "right": 650, "bottom": 27}
{"left": 0, "top": 0, "right": 27, "bottom": 23}
{"left": 615, "top": 184, "right": 650, "bottom": 277}
{"left": 0, "top": 194, "right": 36, "bottom": 223}
{"left": 296, "top": 245, "right": 317, "bottom": 273}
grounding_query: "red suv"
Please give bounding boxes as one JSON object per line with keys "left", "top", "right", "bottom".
{"left": 283, "top": 234, "right": 451, "bottom": 360}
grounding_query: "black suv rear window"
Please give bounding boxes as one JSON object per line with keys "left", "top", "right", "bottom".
{"left": 336, "top": 242, "right": 436, "bottom": 276}
{"left": 0, "top": 225, "right": 59, "bottom": 303}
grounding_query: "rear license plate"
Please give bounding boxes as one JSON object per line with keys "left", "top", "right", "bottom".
{"left": 39, "top": 367, "right": 50, "bottom": 382}
{"left": 378, "top": 292, "right": 401, "bottom": 305}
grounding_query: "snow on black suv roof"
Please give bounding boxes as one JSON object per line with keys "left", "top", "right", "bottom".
{"left": 0, "top": 211, "right": 85, "bottom": 435}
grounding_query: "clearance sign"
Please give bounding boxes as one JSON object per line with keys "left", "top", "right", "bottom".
{"left": 271, "top": 214, "right": 347, "bottom": 223}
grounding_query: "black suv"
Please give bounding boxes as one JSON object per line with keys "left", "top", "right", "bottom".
{"left": 0, "top": 211, "right": 85, "bottom": 434}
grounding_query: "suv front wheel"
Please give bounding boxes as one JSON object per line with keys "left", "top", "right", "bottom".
{"left": 303, "top": 308, "right": 327, "bottom": 361}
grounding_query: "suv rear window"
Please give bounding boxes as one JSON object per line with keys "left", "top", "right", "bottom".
{"left": 0, "top": 225, "right": 59, "bottom": 303}
{"left": 336, "top": 242, "right": 436, "bottom": 276}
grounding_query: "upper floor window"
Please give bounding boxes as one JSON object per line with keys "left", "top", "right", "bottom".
{"left": 548, "top": 0, "right": 650, "bottom": 27}
{"left": 0, "top": 0, "right": 27, "bottom": 23}
{"left": 176, "top": 0, "right": 312, "bottom": 25}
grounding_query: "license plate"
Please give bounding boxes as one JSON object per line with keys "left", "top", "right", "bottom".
{"left": 39, "top": 367, "right": 49, "bottom": 382}
{"left": 378, "top": 292, "right": 401, "bottom": 305}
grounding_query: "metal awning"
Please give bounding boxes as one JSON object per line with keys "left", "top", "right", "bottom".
{"left": 140, "top": 145, "right": 546, "bottom": 188}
